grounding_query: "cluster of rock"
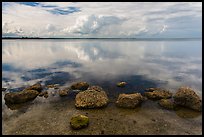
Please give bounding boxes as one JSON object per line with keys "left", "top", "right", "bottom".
{"left": 3, "top": 81, "right": 202, "bottom": 130}
{"left": 143, "top": 87, "right": 202, "bottom": 112}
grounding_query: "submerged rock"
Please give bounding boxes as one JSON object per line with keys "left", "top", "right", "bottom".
{"left": 173, "top": 86, "right": 202, "bottom": 112}
{"left": 158, "top": 99, "right": 177, "bottom": 110}
{"left": 25, "top": 83, "right": 43, "bottom": 92}
{"left": 117, "top": 82, "right": 127, "bottom": 87}
{"left": 38, "top": 91, "right": 48, "bottom": 98}
{"left": 46, "top": 84, "right": 59, "bottom": 89}
{"left": 75, "top": 87, "right": 109, "bottom": 108}
{"left": 71, "top": 82, "right": 89, "bottom": 91}
{"left": 4, "top": 89, "right": 39, "bottom": 104}
{"left": 145, "top": 88, "right": 162, "bottom": 92}
{"left": 116, "top": 93, "right": 145, "bottom": 108}
{"left": 144, "top": 88, "right": 172, "bottom": 100}
{"left": 58, "top": 88, "right": 70, "bottom": 97}
{"left": 70, "top": 115, "right": 89, "bottom": 130}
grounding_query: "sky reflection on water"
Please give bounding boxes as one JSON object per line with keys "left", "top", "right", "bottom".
{"left": 2, "top": 39, "right": 202, "bottom": 96}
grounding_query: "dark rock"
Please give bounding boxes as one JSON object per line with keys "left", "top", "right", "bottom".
{"left": 4, "top": 90, "right": 39, "bottom": 104}
{"left": 46, "top": 84, "right": 59, "bottom": 89}
{"left": 38, "top": 91, "right": 48, "bottom": 98}
{"left": 158, "top": 99, "right": 177, "bottom": 110}
{"left": 75, "top": 88, "right": 109, "bottom": 108}
{"left": 58, "top": 88, "right": 70, "bottom": 97}
{"left": 71, "top": 82, "right": 89, "bottom": 90}
{"left": 144, "top": 89, "right": 172, "bottom": 100}
{"left": 25, "top": 83, "right": 43, "bottom": 92}
{"left": 70, "top": 115, "right": 89, "bottom": 130}
{"left": 117, "top": 82, "right": 127, "bottom": 87}
{"left": 145, "top": 88, "right": 162, "bottom": 92}
{"left": 115, "top": 93, "right": 145, "bottom": 108}
{"left": 173, "top": 86, "right": 202, "bottom": 111}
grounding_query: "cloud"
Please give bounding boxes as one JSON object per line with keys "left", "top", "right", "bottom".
{"left": 2, "top": 2, "right": 202, "bottom": 38}
{"left": 66, "top": 15, "right": 125, "bottom": 35}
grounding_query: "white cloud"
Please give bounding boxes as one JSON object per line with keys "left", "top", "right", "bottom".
{"left": 2, "top": 2, "right": 202, "bottom": 38}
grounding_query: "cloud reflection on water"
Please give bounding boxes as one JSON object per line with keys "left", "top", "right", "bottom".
{"left": 2, "top": 39, "right": 202, "bottom": 96}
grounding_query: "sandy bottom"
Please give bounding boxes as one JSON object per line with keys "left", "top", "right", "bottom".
{"left": 2, "top": 92, "right": 202, "bottom": 135}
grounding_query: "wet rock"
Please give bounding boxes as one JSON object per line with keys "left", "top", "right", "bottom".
{"left": 173, "top": 86, "right": 202, "bottom": 111}
{"left": 145, "top": 88, "right": 162, "bottom": 92}
{"left": 25, "top": 83, "right": 43, "bottom": 92}
{"left": 88, "top": 85, "right": 103, "bottom": 92}
{"left": 115, "top": 93, "right": 145, "bottom": 108}
{"left": 46, "top": 84, "right": 59, "bottom": 89}
{"left": 70, "top": 115, "right": 89, "bottom": 130}
{"left": 4, "top": 90, "right": 39, "bottom": 104}
{"left": 58, "top": 88, "right": 70, "bottom": 97}
{"left": 117, "top": 82, "right": 127, "bottom": 87}
{"left": 144, "top": 88, "right": 172, "bottom": 100}
{"left": 158, "top": 99, "right": 177, "bottom": 110}
{"left": 71, "top": 82, "right": 89, "bottom": 91}
{"left": 75, "top": 87, "right": 109, "bottom": 108}
{"left": 38, "top": 91, "right": 48, "bottom": 98}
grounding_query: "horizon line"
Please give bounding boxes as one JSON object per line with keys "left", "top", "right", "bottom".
{"left": 2, "top": 37, "right": 202, "bottom": 39}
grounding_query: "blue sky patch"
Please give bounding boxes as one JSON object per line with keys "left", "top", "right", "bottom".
{"left": 48, "top": 7, "right": 81, "bottom": 15}
{"left": 17, "top": 2, "right": 40, "bottom": 7}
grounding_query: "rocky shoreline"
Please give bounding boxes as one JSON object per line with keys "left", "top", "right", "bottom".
{"left": 2, "top": 81, "right": 202, "bottom": 131}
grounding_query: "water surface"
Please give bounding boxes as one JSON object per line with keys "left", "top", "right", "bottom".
{"left": 2, "top": 39, "right": 202, "bottom": 135}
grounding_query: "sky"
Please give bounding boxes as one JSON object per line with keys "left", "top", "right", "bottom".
{"left": 2, "top": 2, "right": 202, "bottom": 38}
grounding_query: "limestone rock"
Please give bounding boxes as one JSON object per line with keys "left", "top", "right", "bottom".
{"left": 71, "top": 82, "right": 89, "bottom": 91}
{"left": 158, "top": 99, "right": 177, "bottom": 110}
{"left": 4, "top": 90, "right": 39, "bottom": 104}
{"left": 173, "top": 86, "right": 202, "bottom": 111}
{"left": 75, "top": 87, "right": 109, "bottom": 108}
{"left": 117, "top": 82, "right": 127, "bottom": 87}
{"left": 116, "top": 93, "right": 145, "bottom": 108}
{"left": 70, "top": 114, "right": 89, "bottom": 130}
{"left": 144, "top": 88, "right": 172, "bottom": 100}
{"left": 25, "top": 83, "right": 43, "bottom": 92}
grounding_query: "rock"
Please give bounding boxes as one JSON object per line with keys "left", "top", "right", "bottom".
{"left": 117, "top": 82, "right": 127, "bottom": 87}
{"left": 145, "top": 88, "right": 162, "bottom": 92}
{"left": 115, "top": 93, "right": 145, "bottom": 108}
{"left": 71, "top": 82, "right": 89, "bottom": 90}
{"left": 75, "top": 88, "right": 109, "bottom": 108}
{"left": 25, "top": 83, "right": 43, "bottom": 92}
{"left": 70, "top": 115, "right": 89, "bottom": 130}
{"left": 58, "top": 88, "right": 70, "bottom": 97}
{"left": 4, "top": 90, "right": 39, "bottom": 104}
{"left": 43, "top": 93, "right": 49, "bottom": 98}
{"left": 2, "top": 88, "right": 7, "bottom": 91}
{"left": 38, "top": 91, "right": 48, "bottom": 98}
{"left": 173, "top": 86, "right": 202, "bottom": 111}
{"left": 46, "top": 84, "right": 59, "bottom": 89}
{"left": 144, "top": 89, "right": 172, "bottom": 100}
{"left": 158, "top": 99, "right": 177, "bottom": 110}
{"left": 88, "top": 86, "right": 103, "bottom": 92}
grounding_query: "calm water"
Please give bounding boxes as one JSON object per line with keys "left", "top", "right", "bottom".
{"left": 2, "top": 39, "right": 202, "bottom": 97}
{"left": 2, "top": 39, "right": 202, "bottom": 135}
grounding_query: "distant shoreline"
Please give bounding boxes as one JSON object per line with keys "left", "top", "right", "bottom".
{"left": 2, "top": 37, "right": 202, "bottom": 40}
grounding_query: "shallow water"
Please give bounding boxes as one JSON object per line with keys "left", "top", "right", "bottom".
{"left": 2, "top": 39, "right": 202, "bottom": 135}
